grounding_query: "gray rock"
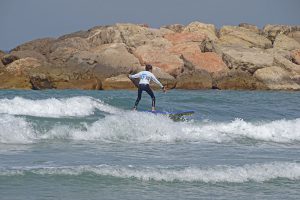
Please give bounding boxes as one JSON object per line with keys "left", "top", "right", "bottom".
{"left": 219, "top": 45, "right": 273, "bottom": 74}
{"left": 219, "top": 26, "right": 272, "bottom": 49}
{"left": 254, "top": 66, "right": 300, "bottom": 90}
{"left": 1, "top": 54, "right": 19, "bottom": 65}
{"left": 176, "top": 69, "right": 212, "bottom": 89}
{"left": 12, "top": 38, "right": 55, "bottom": 55}
{"left": 273, "top": 34, "right": 300, "bottom": 51}
{"left": 212, "top": 69, "right": 267, "bottom": 90}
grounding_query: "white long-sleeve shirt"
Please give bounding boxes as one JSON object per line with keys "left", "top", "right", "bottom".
{"left": 129, "top": 71, "right": 164, "bottom": 88}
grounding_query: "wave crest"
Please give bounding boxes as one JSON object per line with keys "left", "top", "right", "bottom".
{"left": 1, "top": 113, "right": 300, "bottom": 144}
{"left": 1, "top": 162, "right": 300, "bottom": 183}
{"left": 0, "top": 96, "right": 118, "bottom": 117}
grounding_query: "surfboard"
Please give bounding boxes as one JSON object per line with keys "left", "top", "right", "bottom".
{"left": 139, "top": 110, "right": 195, "bottom": 117}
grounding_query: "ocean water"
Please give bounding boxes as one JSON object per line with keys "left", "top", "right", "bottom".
{"left": 0, "top": 89, "right": 299, "bottom": 200}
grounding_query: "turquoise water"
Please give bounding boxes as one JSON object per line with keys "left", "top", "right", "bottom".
{"left": 0, "top": 89, "right": 300, "bottom": 200}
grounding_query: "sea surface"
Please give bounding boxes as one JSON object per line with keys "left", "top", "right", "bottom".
{"left": 0, "top": 89, "right": 300, "bottom": 200}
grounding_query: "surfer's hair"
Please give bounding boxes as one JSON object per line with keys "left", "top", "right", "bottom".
{"left": 145, "top": 64, "right": 152, "bottom": 71}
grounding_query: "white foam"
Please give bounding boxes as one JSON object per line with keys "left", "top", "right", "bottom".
{"left": 44, "top": 115, "right": 300, "bottom": 143}
{"left": 1, "top": 162, "right": 300, "bottom": 183}
{"left": 0, "top": 115, "right": 36, "bottom": 144}
{"left": 0, "top": 96, "right": 118, "bottom": 117}
{"left": 1, "top": 111, "right": 300, "bottom": 144}
{"left": 186, "top": 118, "right": 300, "bottom": 143}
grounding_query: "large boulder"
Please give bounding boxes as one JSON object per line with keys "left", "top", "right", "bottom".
{"left": 254, "top": 66, "right": 300, "bottom": 90}
{"left": 87, "top": 23, "right": 164, "bottom": 48}
{"left": 53, "top": 78, "right": 101, "bottom": 90}
{"left": 48, "top": 46, "right": 80, "bottom": 66}
{"left": 164, "top": 32, "right": 207, "bottom": 45}
{"left": 5, "top": 57, "right": 41, "bottom": 76}
{"left": 12, "top": 38, "right": 55, "bottom": 55}
{"left": 50, "top": 37, "right": 90, "bottom": 52}
{"left": 28, "top": 65, "right": 102, "bottom": 90}
{"left": 291, "top": 49, "right": 300, "bottom": 65}
{"left": 162, "top": 24, "right": 185, "bottom": 33}
{"left": 30, "top": 74, "right": 54, "bottom": 90}
{"left": 102, "top": 74, "right": 136, "bottom": 90}
{"left": 168, "top": 42, "right": 228, "bottom": 73}
{"left": 0, "top": 50, "right": 6, "bottom": 68}
{"left": 288, "top": 31, "right": 300, "bottom": 44}
{"left": 0, "top": 61, "right": 4, "bottom": 69}
{"left": 183, "top": 21, "right": 218, "bottom": 41}
{"left": 0, "top": 72, "right": 31, "bottom": 89}
{"left": 274, "top": 55, "right": 300, "bottom": 73}
{"left": 10, "top": 50, "right": 47, "bottom": 62}
{"left": 218, "top": 26, "right": 272, "bottom": 49}
{"left": 92, "top": 43, "right": 140, "bottom": 74}
{"left": 219, "top": 45, "right": 274, "bottom": 74}
{"left": 238, "top": 23, "right": 260, "bottom": 33}
{"left": 0, "top": 50, "right": 6, "bottom": 59}
{"left": 184, "top": 52, "right": 228, "bottom": 73}
{"left": 273, "top": 34, "right": 300, "bottom": 51}
{"left": 176, "top": 70, "right": 212, "bottom": 89}
{"left": 134, "top": 45, "right": 184, "bottom": 76}
{"left": 262, "top": 24, "right": 300, "bottom": 42}
{"left": 48, "top": 37, "right": 91, "bottom": 66}
{"left": 1, "top": 54, "right": 19, "bottom": 65}
{"left": 212, "top": 70, "right": 267, "bottom": 90}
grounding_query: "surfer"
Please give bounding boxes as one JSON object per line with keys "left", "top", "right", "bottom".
{"left": 129, "top": 64, "right": 166, "bottom": 111}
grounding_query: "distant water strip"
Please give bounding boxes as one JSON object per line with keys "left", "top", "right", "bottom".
{"left": 1, "top": 162, "right": 300, "bottom": 183}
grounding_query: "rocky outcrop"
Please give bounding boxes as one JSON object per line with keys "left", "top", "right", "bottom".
{"left": 288, "top": 31, "right": 300, "bottom": 44}
{"left": 102, "top": 74, "right": 136, "bottom": 90}
{"left": 183, "top": 21, "right": 218, "bottom": 41}
{"left": 274, "top": 55, "right": 300, "bottom": 73}
{"left": 1, "top": 54, "right": 19, "bottom": 65}
{"left": 184, "top": 52, "right": 228, "bottom": 73}
{"left": 5, "top": 58, "right": 41, "bottom": 76}
{"left": 10, "top": 50, "right": 47, "bottom": 62}
{"left": 291, "top": 49, "right": 300, "bottom": 65}
{"left": 175, "top": 70, "right": 212, "bottom": 89}
{"left": 212, "top": 70, "right": 267, "bottom": 90}
{"left": 2, "top": 22, "right": 300, "bottom": 91}
{"left": 92, "top": 43, "right": 140, "bottom": 74}
{"left": 254, "top": 66, "right": 300, "bottom": 90}
{"left": 164, "top": 32, "right": 207, "bottom": 44}
{"left": 263, "top": 25, "right": 300, "bottom": 42}
{"left": 30, "top": 75, "right": 54, "bottom": 90}
{"left": 218, "top": 26, "right": 272, "bottom": 49}
{"left": 219, "top": 45, "right": 274, "bottom": 73}
{"left": 0, "top": 50, "right": 6, "bottom": 59}
{"left": 12, "top": 38, "right": 55, "bottom": 55}
{"left": 273, "top": 34, "right": 300, "bottom": 51}
{"left": 0, "top": 72, "right": 31, "bottom": 89}
{"left": 162, "top": 24, "right": 184, "bottom": 33}
{"left": 134, "top": 45, "right": 184, "bottom": 76}
{"left": 238, "top": 23, "right": 260, "bottom": 33}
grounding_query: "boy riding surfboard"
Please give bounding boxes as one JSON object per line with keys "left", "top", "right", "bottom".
{"left": 129, "top": 64, "right": 166, "bottom": 111}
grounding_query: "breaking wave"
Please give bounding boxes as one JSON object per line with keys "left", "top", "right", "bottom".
{"left": 1, "top": 162, "right": 300, "bottom": 183}
{"left": 0, "top": 96, "right": 118, "bottom": 117}
{"left": 1, "top": 112, "right": 300, "bottom": 144}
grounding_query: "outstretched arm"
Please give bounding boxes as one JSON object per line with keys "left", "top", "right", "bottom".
{"left": 151, "top": 74, "right": 164, "bottom": 89}
{"left": 129, "top": 72, "right": 140, "bottom": 79}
